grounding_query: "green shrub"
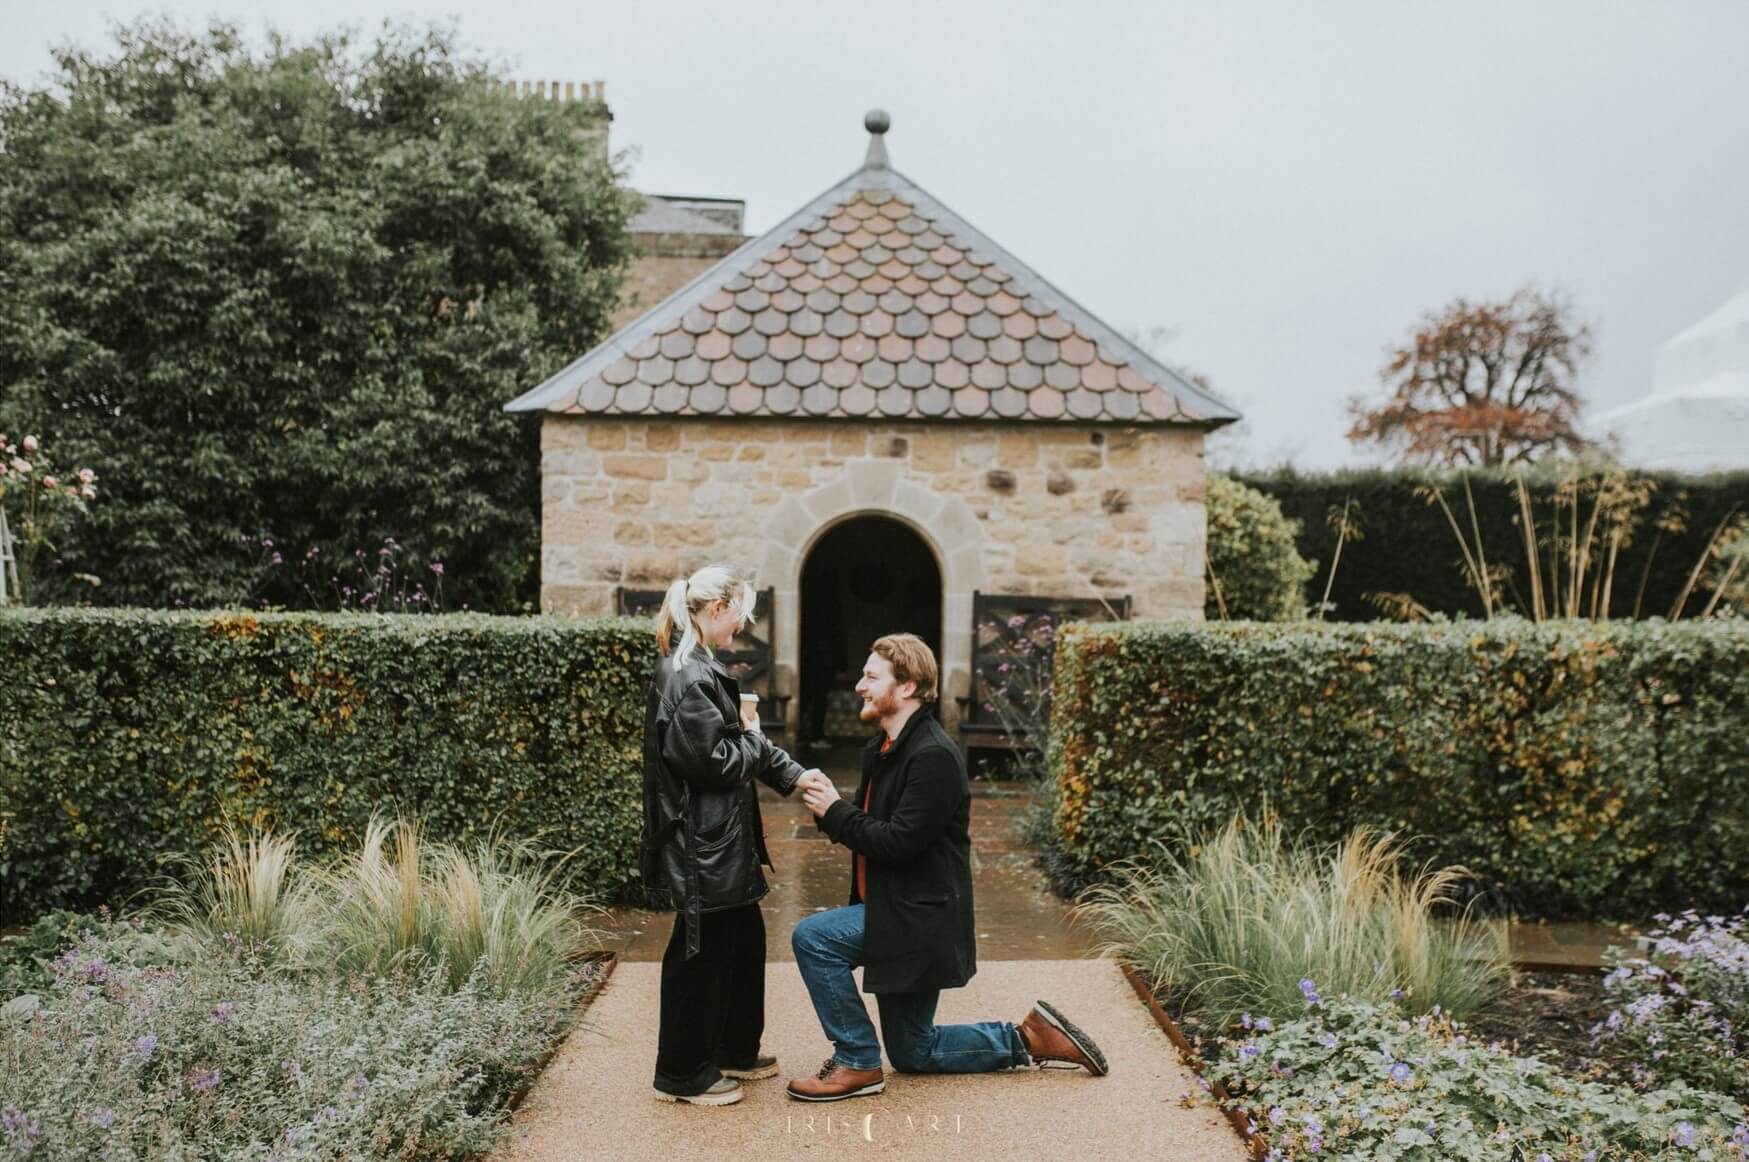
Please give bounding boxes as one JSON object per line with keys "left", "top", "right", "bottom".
{"left": 1205, "top": 994, "right": 1746, "bottom": 1160}
{"left": 1205, "top": 473, "right": 1317, "bottom": 621}
{"left": 1048, "top": 619, "right": 1749, "bottom": 918}
{"left": 0, "top": 608, "right": 654, "bottom": 922}
{"left": 1076, "top": 813, "right": 1509, "bottom": 1029}
{"left": 1239, "top": 466, "right": 1749, "bottom": 622}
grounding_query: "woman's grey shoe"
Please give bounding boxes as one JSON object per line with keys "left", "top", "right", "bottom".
{"left": 653, "top": 1077, "right": 744, "bottom": 1105}
{"left": 718, "top": 1054, "right": 779, "bottom": 1080}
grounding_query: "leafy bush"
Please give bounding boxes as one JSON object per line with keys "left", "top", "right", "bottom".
{"left": 0, "top": 608, "right": 653, "bottom": 922}
{"left": 0, "top": 20, "right": 633, "bottom": 611}
{"left": 1205, "top": 474, "right": 1317, "bottom": 621}
{"left": 1048, "top": 619, "right": 1749, "bottom": 918}
{"left": 1594, "top": 909, "right": 1749, "bottom": 1101}
{"left": 1205, "top": 993, "right": 1747, "bottom": 1160}
{"left": 1240, "top": 467, "right": 1749, "bottom": 622}
{"left": 0, "top": 929, "right": 592, "bottom": 1159}
{"left": 1077, "top": 814, "right": 1509, "bottom": 1030}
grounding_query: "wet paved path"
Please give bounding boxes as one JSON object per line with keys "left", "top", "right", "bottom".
{"left": 496, "top": 751, "right": 1243, "bottom": 1160}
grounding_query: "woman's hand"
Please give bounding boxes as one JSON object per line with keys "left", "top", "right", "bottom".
{"left": 799, "top": 771, "right": 841, "bottom": 818}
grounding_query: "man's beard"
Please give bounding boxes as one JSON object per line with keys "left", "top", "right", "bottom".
{"left": 859, "top": 689, "right": 899, "bottom": 723}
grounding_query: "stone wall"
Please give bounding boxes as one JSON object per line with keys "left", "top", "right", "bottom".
{"left": 538, "top": 416, "right": 1206, "bottom": 714}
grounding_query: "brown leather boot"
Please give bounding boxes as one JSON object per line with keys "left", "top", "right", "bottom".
{"left": 785, "top": 1058, "right": 887, "bottom": 1102}
{"left": 1018, "top": 1000, "right": 1110, "bottom": 1076}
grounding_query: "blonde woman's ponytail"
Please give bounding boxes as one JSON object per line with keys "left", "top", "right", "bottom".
{"left": 654, "top": 577, "right": 692, "bottom": 658}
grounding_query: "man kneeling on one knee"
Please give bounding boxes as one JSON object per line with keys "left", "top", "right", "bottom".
{"left": 788, "top": 633, "right": 1109, "bottom": 1101}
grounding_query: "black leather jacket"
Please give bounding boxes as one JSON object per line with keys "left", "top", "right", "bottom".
{"left": 640, "top": 650, "right": 805, "bottom": 957}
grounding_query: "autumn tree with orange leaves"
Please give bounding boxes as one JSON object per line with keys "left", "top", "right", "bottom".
{"left": 1348, "top": 288, "right": 1593, "bottom": 466}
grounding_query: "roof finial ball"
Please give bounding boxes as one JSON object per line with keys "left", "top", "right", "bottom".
{"left": 862, "top": 109, "right": 892, "bottom": 170}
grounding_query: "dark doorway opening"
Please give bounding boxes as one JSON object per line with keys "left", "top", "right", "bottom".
{"left": 798, "top": 515, "right": 942, "bottom": 746}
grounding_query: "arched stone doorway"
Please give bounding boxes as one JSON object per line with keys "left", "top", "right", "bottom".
{"left": 797, "top": 515, "right": 943, "bottom": 744}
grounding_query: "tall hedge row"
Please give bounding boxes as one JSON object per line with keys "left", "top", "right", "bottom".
{"left": 1237, "top": 468, "right": 1749, "bottom": 621}
{"left": 0, "top": 609, "right": 655, "bottom": 922}
{"left": 1049, "top": 619, "right": 1749, "bottom": 919}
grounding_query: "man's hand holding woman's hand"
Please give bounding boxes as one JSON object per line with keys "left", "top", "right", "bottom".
{"left": 796, "top": 769, "right": 840, "bottom": 818}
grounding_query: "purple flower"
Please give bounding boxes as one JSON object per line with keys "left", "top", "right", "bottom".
{"left": 1254, "top": 1016, "right": 1274, "bottom": 1032}
{"left": 1389, "top": 988, "right": 1404, "bottom": 1000}
{"left": 1238, "top": 1043, "right": 1261, "bottom": 1062}
{"left": 430, "top": 562, "right": 444, "bottom": 575}
{"left": 1321, "top": 1033, "right": 1339, "bottom": 1049}
{"left": 1389, "top": 1062, "right": 1412, "bottom": 1084}
{"left": 1241, "top": 1012, "right": 1254, "bottom": 1030}
{"left": 1673, "top": 1123, "right": 1695, "bottom": 1148}
{"left": 1268, "top": 1107, "right": 1286, "bottom": 1125}
{"left": 192, "top": 1068, "right": 221, "bottom": 1092}
{"left": 1, "top": 1107, "right": 40, "bottom": 1141}
{"left": 135, "top": 1035, "right": 158, "bottom": 1059}
{"left": 210, "top": 1002, "right": 234, "bottom": 1023}
{"left": 89, "top": 1108, "right": 116, "bottom": 1130}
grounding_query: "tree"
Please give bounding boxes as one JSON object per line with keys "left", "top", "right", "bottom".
{"left": 1348, "top": 287, "right": 1592, "bottom": 467}
{"left": 0, "top": 20, "right": 633, "bottom": 610}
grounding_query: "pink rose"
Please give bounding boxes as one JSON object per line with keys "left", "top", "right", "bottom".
{"left": 42, "top": 475, "right": 58, "bottom": 488}
{"left": 10, "top": 458, "right": 30, "bottom": 474}
{"left": 78, "top": 468, "right": 95, "bottom": 484}
{"left": 22, "top": 435, "right": 38, "bottom": 453}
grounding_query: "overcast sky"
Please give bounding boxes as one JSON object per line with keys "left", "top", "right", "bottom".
{"left": 4, "top": 0, "right": 1745, "bottom": 468}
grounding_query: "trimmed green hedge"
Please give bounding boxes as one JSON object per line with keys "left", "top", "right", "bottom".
{"left": 0, "top": 609, "right": 654, "bottom": 922}
{"left": 1049, "top": 619, "right": 1749, "bottom": 918}
{"left": 1237, "top": 467, "right": 1749, "bottom": 621}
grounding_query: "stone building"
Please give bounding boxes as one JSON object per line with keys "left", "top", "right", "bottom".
{"left": 507, "top": 112, "right": 1239, "bottom": 733}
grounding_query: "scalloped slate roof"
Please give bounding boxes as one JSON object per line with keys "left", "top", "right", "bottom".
{"left": 507, "top": 120, "right": 1239, "bottom": 426}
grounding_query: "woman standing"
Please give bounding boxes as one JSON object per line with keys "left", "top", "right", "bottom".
{"left": 641, "top": 564, "right": 821, "bottom": 1106}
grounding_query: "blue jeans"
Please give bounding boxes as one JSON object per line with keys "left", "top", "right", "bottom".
{"left": 791, "top": 904, "right": 1028, "bottom": 1073}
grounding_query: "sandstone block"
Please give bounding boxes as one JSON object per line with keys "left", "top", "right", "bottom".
{"left": 587, "top": 425, "right": 627, "bottom": 450}
{"left": 603, "top": 455, "right": 667, "bottom": 481}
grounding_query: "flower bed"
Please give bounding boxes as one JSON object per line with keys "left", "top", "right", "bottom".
{"left": 1, "top": 922, "right": 604, "bottom": 1158}
{"left": 1592, "top": 910, "right": 1749, "bottom": 1101}
{"left": 0, "top": 823, "right": 611, "bottom": 1157}
{"left": 1204, "top": 989, "right": 1746, "bottom": 1160}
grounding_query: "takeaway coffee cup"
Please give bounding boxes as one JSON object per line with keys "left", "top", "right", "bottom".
{"left": 739, "top": 692, "right": 760, "bottom": 728}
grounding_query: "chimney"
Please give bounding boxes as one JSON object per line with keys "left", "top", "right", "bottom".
{"left": 499, "top": 79, "right": 607, "bottom": 105}
{"left": 500, "top": 78, "right": 613, "bottom": 163}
